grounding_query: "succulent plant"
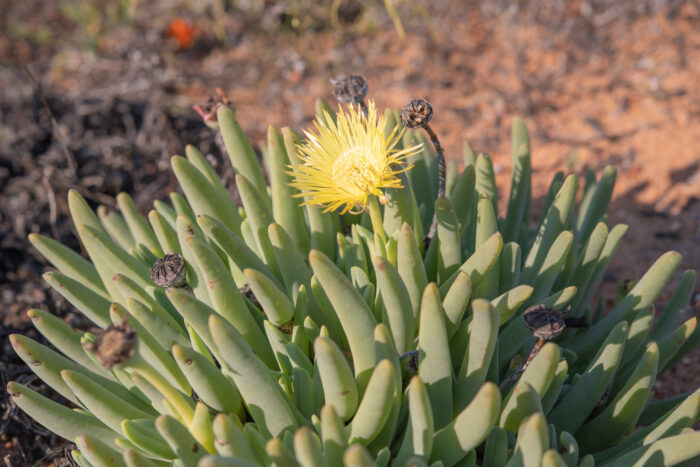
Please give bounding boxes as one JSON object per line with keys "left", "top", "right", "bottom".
{"left": 8, "top": 89, "right": 700, "bottom": 467}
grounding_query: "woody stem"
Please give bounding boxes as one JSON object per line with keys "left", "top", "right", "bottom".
{"left": 358, "top": 99, "right": 369, "bottom": 118}
{"left": 424, "top": 124, "right": 446, "bottom": 199}
{"left": 499, "top": 338, "right": 546, "bottom": 391}
{"left": 424, "top": 123, "right": 446, "bottom": 242}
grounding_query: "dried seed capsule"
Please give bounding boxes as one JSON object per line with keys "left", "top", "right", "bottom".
{"left": 193, "top": 87, "right": 233, "bottom": 128}
{"left": 500, "top": 305, "right": 566, "bottom": 391}
{"left": 331, "top": 75, "right": 368, "bottom": 104}
{"left": 151, "top": 253, "right": 187, "bottom": 288}
{"left": 83, "top": 323, "right": 137, "bottom": 369}
{"left": 523, "top": 304, "right": 566, "bottom": 340}
{"left": 400, "top": 99, "right": 433, "bottom": 129}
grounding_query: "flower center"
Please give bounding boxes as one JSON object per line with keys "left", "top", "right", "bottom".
{"left": 332, "top": 146, "right": 379, "bottom": 192}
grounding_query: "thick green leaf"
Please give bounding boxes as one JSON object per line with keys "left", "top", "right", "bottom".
{"left": 77, "top": 223, "right": 152, "bottom": 290}
{"left": 185, "top": 232, "right": 275, "bottom": 368}
{"left": 649, "top": 269, "right": 696, "bottom": 342}
{"left": 576, "top": 165, "right": 616, "bottom": 242}
{"left": 98, "top": 206, "right": 136, "bottom": 251}
{"left": 7, "top": 381, "right": 119, "bottom": 449}
{"left": 430, "top": 383, "right": 501, "bottom": 467}
{"left": 454, "top": 299, "right": 499, "bottom": 412}
{"left": 374, "top": 255, "right": 414, "bottom": 354}
{"left": 294, "top": 425, "right": 327, "bottom": 467}
{"left": 43, "top": 271, "right": 111, "bottom": 328}
{"left": 482, "top": 427, "right": 509, "bottom": 467}
{"left": 112, "top": 274, "right": 186, "bottom": 338}
{"left": 490, "top": 285, "right": 533, "bottom": 326}
{"left": 28, "top": 232, "right": 108, "bottom": 298}
{"left": 418, "top": 283, "right": 453, "bottom": 429}
{"left": 116, "top": 192, "right": 162, "bottom": 257}
{"left": 475, "top": 154, "right": 498, "bottom": 215}
{"left": 61, "top": 369, "right": 153, "bottom": 434}
{"left": 449, "top": 165, "right": 476, "bottom": 234}
{"left": 197, "top": 214, "right": 277, "bottom": 287}
{"left": 570, "top": 223, "right": 627, "bottom": 314}
{"left": 500, "top": 343, "right": 560, "bottom": 432}
{"left": 435, "top": 197, "right": 462, "bottom": 284}
{"left": 395, "top": 376, "right": 434, "bottom": 465}
{"left": 320, "top": 405, "right": 347, "bottom": 467}
{"left": 499, "top": 242, "right": 521, "bottom": 293}
{"left": 26, "top": 308, "right": 109, "bottom": 377}
{"left": 184, "top": 144, "right": 230, "bottom": 199}
{"left": 267, "top": 126, "right": 309, "bottom": 252}
{"left": 155, "top": 415, "right": 206, "bottom": 467}
{"left": 244, "top": 267, "right": 294, "bottom": 325}
{"left": 549, "top": 321, "right": 629, "bottom": 434}
{"left": 503, "top": 118, "right": 531, "bottom": 243}
{"left": 505, "top": 413, "right": 549, "bottom": 467}
{"left": 442, "top": 272, "right": 472, "bottom": 337}
{"left": 473, "top": 195, "right": 499, "bottom": 299}
{"left": 209, "top": 314, "right": 297, "bottom": 438}
{"left": 314, "top": 336, "right": 358, "bottom": 421}
{"left": 568, "top": 251, "right": 681, "bottom": 360}
{"left": 148, "top": 210, "right": 180, "bottom": 254}
{"left": 599, "top": 432, "right": 700, "bottom": 467}
{"left": 76, "top": 433, "right": 127, "bottom": 467}
{"left": 172, "top": 345, "right": 241, "bottom": 414}
{"left": 212, "top": 414, "right": 258, "bottom": 461}
{"left": 217, "top": 107, "right": 268, "bottom": 204}
{"left": 398, "top": 222, "right": 428, "bottom": 325}
{"left": 125, "top": 297, "right": 188, "bottom": 350}
{"left": 575, "top": 342, "right": 659, "bottom": 453}
{"left": 349, "top": 360, "right": 396, "bottom": 445}
{"left": 309, "top": 250, "right": 377, "bottom": 394}
{"left": 236, "top": 174, "right": 280, "bottom": 274}
{"left": 522, "top": 175, "right": 578, "bottom": 283}
{"left": 343, "top": 444, "right": 375, "bottom": 467}
{"left": 172, "top": 155, "right": 242, "bottom": 237}
{"left": 439, "top": 232, "right": 503, "bottom": 296}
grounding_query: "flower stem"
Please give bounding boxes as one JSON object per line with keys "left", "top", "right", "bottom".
{"left": 359, "top": 99, "right": 369, "bottom": 118}
{"left": 499, "top": 338, "right": 545, "bottom": 391}
{"left": 424, "top": 123, "right": 446, "bottom": 243}
{"left": 367, "top": 195, "right": 386, "bottom": 245}
{"left": 424, "top": 124, "right": 446, "bottom": 199}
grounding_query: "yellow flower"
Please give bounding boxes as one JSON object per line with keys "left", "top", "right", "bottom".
{"left": 288, "top": 100, "right": 422, "bottom": 214}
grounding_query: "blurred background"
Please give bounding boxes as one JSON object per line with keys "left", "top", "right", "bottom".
{"left": 1, "top": 1, "right": 699, "bottom": 464}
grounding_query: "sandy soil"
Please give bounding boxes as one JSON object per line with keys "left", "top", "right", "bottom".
{"left": 1, "top": 1, "right": 698, "bottom": 464}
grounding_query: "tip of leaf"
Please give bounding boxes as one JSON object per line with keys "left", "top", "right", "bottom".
{"left": 308, "top": 249, "right": 323, "bottom": 263}
{"left": 7, "top": 381, "right": 20, "bottom": 395}
{"left": 172, "top": 345, "right": 185, "bottom": 359}
{"left": 216, "top": 105, "right": 234, "bottom": 119}
{"left": 116, "top": 192, "right": 131, "bottom": 203}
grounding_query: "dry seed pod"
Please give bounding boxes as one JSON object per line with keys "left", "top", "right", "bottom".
{"left": 400, "top": 99, "right": 433, "bottom": 129}
{"left": 193, "top": 87, "right": 233, "bottom": 127}
{"left": 83, "top": 323, "right": 137, "bottom": 369}
{"left": 151, "top": 253, "right": 187, "bottom": 288}
{"left": 331, "top": 75, "right": 368, "bottom": 104}
{"left": 523, "top": 304, "right": 566, "bottom": 340}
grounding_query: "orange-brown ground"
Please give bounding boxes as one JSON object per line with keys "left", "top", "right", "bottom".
{"left": 1, "top": 1, "right": 699, "bottom": 464}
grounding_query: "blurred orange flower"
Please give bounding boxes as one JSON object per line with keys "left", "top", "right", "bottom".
{"left": 167, "top": 18, "right": 195, "bottom": 50}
